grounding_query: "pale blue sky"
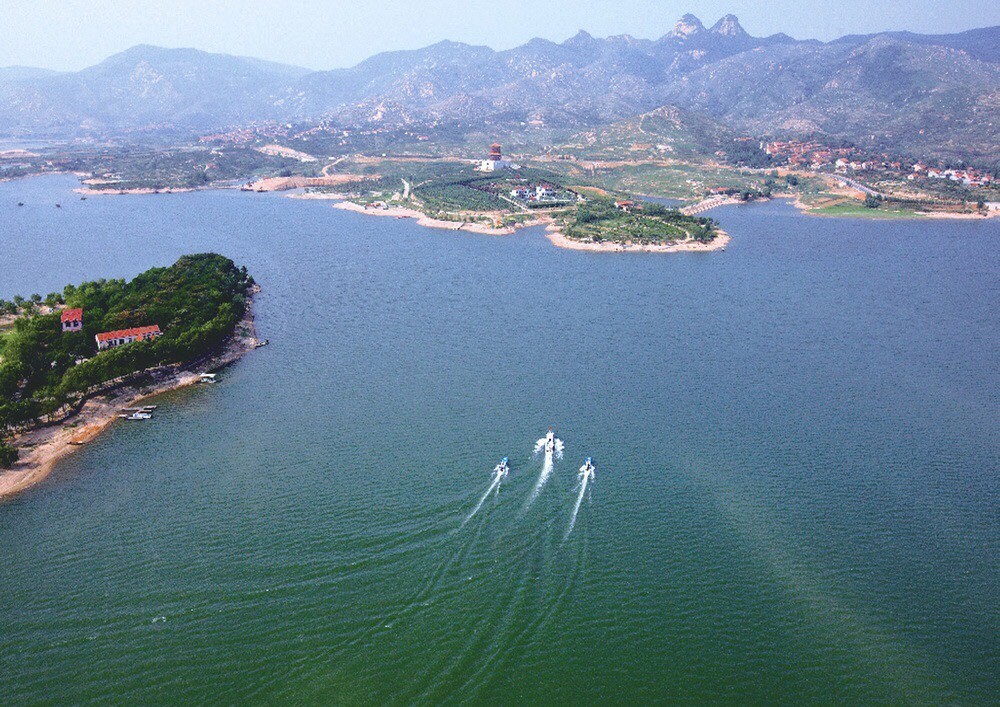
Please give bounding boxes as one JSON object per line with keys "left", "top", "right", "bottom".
{"left": 2, "top": 0, "right": 998, "bottom": 71}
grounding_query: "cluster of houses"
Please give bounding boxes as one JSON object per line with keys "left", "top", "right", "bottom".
{"left": 762, "top": 139, "right": 994, "bottom": 186}
{"left": 60, "top": 308, "right": 162, "bottom": 351}
{"left": 763, "top": 140, "right": 858, "bottom": 170}
{"left": 909, "top": 163, "right": 992, "bottom": 186}
{"left": 764, "top": 139, "right": 900, "bottom": 173}
{"left": 509, "top": 183, "right": 559, "bottom": 202}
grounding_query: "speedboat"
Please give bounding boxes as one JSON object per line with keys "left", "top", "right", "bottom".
{"left": 494, "top": 457, "right": 510, "bottom": 479}
{"left": 544, "top": 428, "right": 556, "bottom": 454}
{"left": 579, "top": 457, "right": 595, "bottom": 481}
{"left": 125, "top": 412, "right": 151, "bottom": 421}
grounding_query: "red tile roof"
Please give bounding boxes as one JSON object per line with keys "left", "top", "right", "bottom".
{"left": 61, "top": 308, "right": 83, "bottom": 323}
{"left": 95, "top": 325, "right": 161, "bottom": 343}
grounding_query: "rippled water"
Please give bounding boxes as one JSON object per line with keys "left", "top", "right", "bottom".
{"left": 1, "top": 176, "right": 997, "bottom": 703}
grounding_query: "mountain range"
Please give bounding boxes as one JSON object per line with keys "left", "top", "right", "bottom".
{"left": 1, "top": 14, "right": 997, "bottom": 164}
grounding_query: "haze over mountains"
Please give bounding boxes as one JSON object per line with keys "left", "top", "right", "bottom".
{"left": 1, "top": 14, "right": 997, "bottom": 164}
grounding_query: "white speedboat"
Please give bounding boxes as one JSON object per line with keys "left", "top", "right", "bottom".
{"left": 544, "top": 428, "right": 556, "bottom": 454}
{"left": 494, "top": 457, "right": 510, "bottom": 479}
{"left": 579, "top": 457, "right": 595, "bottom": 482}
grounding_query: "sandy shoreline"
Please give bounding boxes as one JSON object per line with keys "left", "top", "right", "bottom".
{"left": 545, "top": 224, "right": 730, "bottom": 253}
{"left": 0, "top": 287, "right": 263, "bottom": 502}
{"left": 74, "top": 185, "right": 200, "bottom": 196}
{"left": 788, "top": 194, "right": 997, "bottom": 220}
{"left": 333, "top": 200, "right": 734, "bottom": 250}
{"left": 333, "top": 200, "right": 519, "bottom": 235}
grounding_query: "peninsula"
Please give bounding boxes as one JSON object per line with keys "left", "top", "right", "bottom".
{"left": 0, "top": 254, "right": 261, "bottom": 500}
{"left": 306, "top": 153, "right": 727, "bottom": 252}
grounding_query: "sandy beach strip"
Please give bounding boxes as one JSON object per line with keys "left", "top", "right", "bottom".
{"left": 545, "top": 224, "right": 730, "bottom": 253}
{"left": 73, "top": 185, "right": 198, "bottom": 196}
{"left": 332, "top": 200, "right": 518, "bottom": 235}
{"left": 0, "top": 289, "right": 262, "bottom": 502}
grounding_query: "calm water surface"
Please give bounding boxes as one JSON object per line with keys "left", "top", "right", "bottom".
{"left": 0, "top": 176, "right": 997, "bottom": 703}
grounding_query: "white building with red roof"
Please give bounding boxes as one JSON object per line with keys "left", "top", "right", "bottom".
{"left": 95, "top": 325, "right": 162, "bottom": 351}
{"left": 61, "top": 308, "right": 83, "bottom": 332}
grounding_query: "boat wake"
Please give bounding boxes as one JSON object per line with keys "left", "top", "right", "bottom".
{"left": 532, "top": 435, "right": 564, "bottom": 461}
{"left": 566, "top": 458, "right": 595, "bottom": 538}
{"left": 566, "top": 478, "right": 589, "bottom": 537}
{"left": 525, "top": 433, "right": 563, "bottom": 510}
{"left": 464, "top": 475, "right": 502, "bottom": 525}
{"left": 463, "top": 459, "right": 509, "bottom": 526}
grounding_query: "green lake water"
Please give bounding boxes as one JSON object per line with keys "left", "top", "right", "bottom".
{"left": 0, "top": 176, "right": 997, "bottom": 703}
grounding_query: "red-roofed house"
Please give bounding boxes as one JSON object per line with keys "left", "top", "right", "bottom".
{"left": 61, "top": 308, "right": 83, "bottom": 332}
{"left": 95, "top": 325, "right": 162, "bottom": 351}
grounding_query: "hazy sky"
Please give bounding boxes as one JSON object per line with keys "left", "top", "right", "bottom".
{"left": 2, "top": 0, "right": 998, "bottom": 72}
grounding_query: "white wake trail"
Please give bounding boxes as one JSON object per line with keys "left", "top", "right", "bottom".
{"left": 464, "top": 473, "right": 504, "bottom": 526}
{"left": 565, "top": 473, "right": 590, "bottom": 537}
{"left": 524, "top": 450, "right": 553, "bottom": 510}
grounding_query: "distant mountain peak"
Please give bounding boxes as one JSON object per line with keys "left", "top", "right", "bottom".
{"left": 711, "top": 14, "right": 748, "bottom": 38}
{"left": 672, "top": 14, "right": 706, "bottom": 39}
{"left": 565, "top": 30, "right": 594, "bottom": 45}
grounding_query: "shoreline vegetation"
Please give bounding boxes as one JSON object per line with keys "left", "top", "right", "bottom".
{"left": 0, "top": 256, "right": 261, "bottom": 502}
{"left": 332, "top": 201, "right": 525, "bottom": 235}
{"left": 10, "top": 156, "right": 995, "bottom": 223}
{"left": 68, "top": 176, "right": 997, "bottom": 222}
{"left": 332, "top": 200, "right": 730, "bottom": 251}
{"left": 313, "top": 161, "right": 730, "bottom": 250}
{"left": 545, "top": 223, "right": 730, "bottom": 252}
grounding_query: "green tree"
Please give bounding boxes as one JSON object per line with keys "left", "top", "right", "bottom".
{"left": 0, "top": 440, "right": 17, "bottom": 468}
{"left": 864, "top": 194, "right": 881, "bottom": 209}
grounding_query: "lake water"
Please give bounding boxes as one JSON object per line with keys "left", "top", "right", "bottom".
{"left": 1, "top": 175, "right": 997, "bottom": 703}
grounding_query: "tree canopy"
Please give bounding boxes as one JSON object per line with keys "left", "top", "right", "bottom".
{"left": 0, "top": 254, "right": 254, "bottom": 465}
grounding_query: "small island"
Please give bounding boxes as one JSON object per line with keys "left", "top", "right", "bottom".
{"left": 0, "top": 254, "right": 260, "bottom": 500}
{"left": 548, "top": 196, "right": 727, "bottom": 253}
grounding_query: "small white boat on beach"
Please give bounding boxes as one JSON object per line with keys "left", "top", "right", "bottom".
{"left": 198, "top": 373, "right": 217, "bottom": 383}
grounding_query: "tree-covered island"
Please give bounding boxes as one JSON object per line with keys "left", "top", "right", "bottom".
{"left": 0, "top": 254, "right": 257, "bottom": 467}
{"left": 557, "top": 198, "right": 720, "bottom": 247}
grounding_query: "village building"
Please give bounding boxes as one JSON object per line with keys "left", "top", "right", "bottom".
{"left": 95, "top": 325, "right": 162, "bottom": 351}
{"left": 61, "top": 308, "right": 83, "bottom": 332}
{"left": 478, "top": 143, "right": 517, "bottom": 172}
{"left": 535, "top": 184, "right": 557, "bottom": 200}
